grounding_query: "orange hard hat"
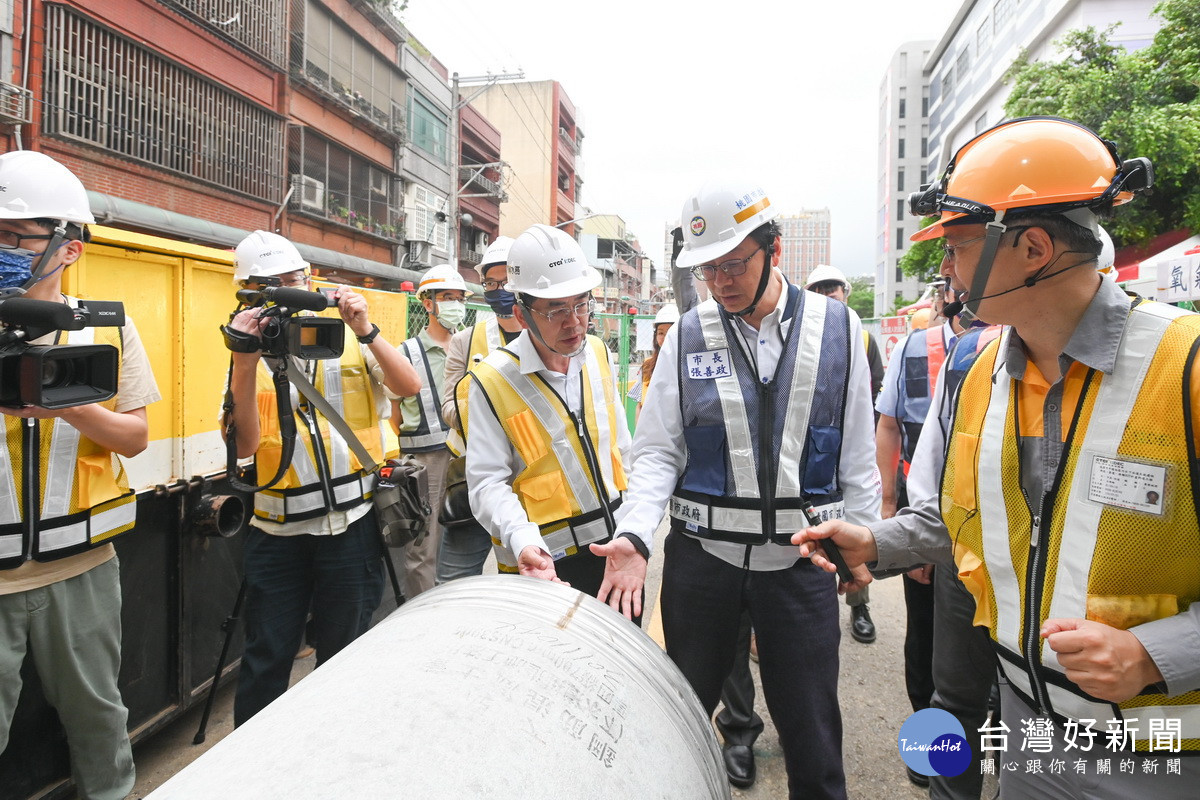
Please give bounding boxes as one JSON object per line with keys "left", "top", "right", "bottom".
{"left": 909, "top": 308, "right": 932, "bottom": 330}
{"left": 909, "top": 117, "right": 1153, "bottom": 242}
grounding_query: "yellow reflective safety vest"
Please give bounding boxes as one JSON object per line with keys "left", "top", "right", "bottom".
{"left": 943, "top": 301, "right": 1200, "bottom": 751}
{"left": 446, "top": 317, "right": 503, "bottom": 457}
{"left": 252, "top": 343, "right": 397, "bottom": 524}
{"left": 0, "top": 324, "right": 135, "bottom": 569}
{"left": 469, "top": 335, "right": 626, "bottom": 572}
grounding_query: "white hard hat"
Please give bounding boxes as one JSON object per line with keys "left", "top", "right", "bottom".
{"left": 418, "top": 263, "right": 472, "bottom": 297}
{"left": 805, "top": 264, "right": 852, "bottom": 299}
{"left": 233, "top": 230, "right": 308, "bottom": 284}
{"left": 505, "top": 224, "right": 600, "bottom": 298}
{"left": 1097, "top": 226, "right": 1115, "bottom": 274}
{"left": 480, "top": 235, "right": 514, "bottom": 270}
{"left": 0, "top": 150, "right": 95, "bottom": 225}
{"left": 653, "top": 303, "right": 680, "bottom": 326}
{"left": 675, "top": 180, "right": 778, "bottom": 269}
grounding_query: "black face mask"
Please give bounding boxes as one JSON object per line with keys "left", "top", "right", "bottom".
{"left": 484, "top": 287, "right": 517, "bottom": 317}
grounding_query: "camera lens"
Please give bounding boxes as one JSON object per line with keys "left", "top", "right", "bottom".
{"left": 41, "top": 357, "right": 75, "bottom": 388}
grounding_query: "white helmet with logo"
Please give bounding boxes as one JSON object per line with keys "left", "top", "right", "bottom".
{"left": 233, "top": 230, "right": 308, "bottom": 284}
{"left": 676, "top": 180, "right": 778, "bottom": 269}
{"left": 653, "top": 303, "right": 680, "bottom": 326}
{"left": 418, "top": 263, "right": 471, "bottom": 297}
{"left": 805, "top": 264, "right": 853, "bottom": 299}
{"left": 0, "top": 150, "right": 95, "bottom": 225}
{"left": 480, "top": 235, "right": 514, "bottom": 271}
{"left": 505, "top": 224, "right": 600, "bottom": 298}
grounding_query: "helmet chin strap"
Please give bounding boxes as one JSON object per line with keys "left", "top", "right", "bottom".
{"left": 956, "top": 212, "right": 1008, "bottom": 321}
{"left": 727, "top": 241, "right": 772, "bottom": 319}
{"left": 17, "top": 225, "right": 69, "bottom": 294}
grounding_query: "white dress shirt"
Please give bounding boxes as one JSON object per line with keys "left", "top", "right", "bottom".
{"left": 466, "top": 331, "right": 633, "bottom": 560}
{"left": 615, "top": 275, "right": 881, "bottom": 570}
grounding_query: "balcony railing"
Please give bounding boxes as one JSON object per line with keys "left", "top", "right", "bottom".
{"left": 459, "top": 166, "right": 505, "bottom": 200}
{"left": 293, "top": 60, "right": 405, "bottom": 141}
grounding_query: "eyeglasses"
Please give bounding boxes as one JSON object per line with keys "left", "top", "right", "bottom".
{"left": 940, "top": 235, "right": 986, "bottom": 261}
{"left": 0, "top": 231, "right": 56, "bottom": 251}
{"left": 482, "top": 279, "right": 506, "bottom": 291}
{"left": 525, "top": 298, "right": 595, "bottom": 325}
{"left": 689, "top": 246, "right": 763, "bottom": 282}
{"left": 941, "top": 226, "right": 1035, "bottom": 262}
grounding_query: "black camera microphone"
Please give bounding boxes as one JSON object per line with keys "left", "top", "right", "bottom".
{"left": 0, "top": 297, "right": 78, "bottom": 329}
{"left": 263, "top": 286, "right": 333, "bottom": 312}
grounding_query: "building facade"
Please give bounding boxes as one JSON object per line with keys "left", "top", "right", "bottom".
{"left": 468, "top": 79, "right": 583, "bottom": 236}
{"left": 777, "top": 210, "right": 831, "bottom": 287}
{"left": 924, "top": 0, "right": 1161, "bottom": 191}
{"left": 580, "top": 214, "right": 647, "bottom": 315}
{"left": 875, "top": 40, "right": 934, "bottom": 316}
{"left": 0, "top": 0, "right": 480, "bottom": 289}
{"left": 454, "top": 101, "right": 505, "bottom": 282}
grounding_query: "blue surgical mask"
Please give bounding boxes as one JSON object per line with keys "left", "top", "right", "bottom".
{"left": 484, "top": 288, "right": 516, "bottom": 317}
{"left": 0, "top": 248, "right": 36, "bottom": 289}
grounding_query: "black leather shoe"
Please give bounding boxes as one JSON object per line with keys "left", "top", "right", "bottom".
{"left": 723, "top": 744, "right": 756, "bottom": 788}
{"left": 850, "top": 604, "right": 876, "bottom": 643}
{"left": 906, "top": 766, "right": 931, "bottom": 787}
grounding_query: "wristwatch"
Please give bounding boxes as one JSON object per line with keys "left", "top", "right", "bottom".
{"left": 356, "top": 323, "right": 381, "bottom": 344}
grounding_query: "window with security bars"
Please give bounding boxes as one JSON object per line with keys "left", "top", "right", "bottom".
{"left": 43, "top": 6, "right": 283, "bottom": 201}
{"left": 293, "top": 0, "right": 404, "bottom": 136}
{"left": 288, "top": 127, "right": 401, "bottom": 236}
{"left": 164, "top": 0, "right": 288, "bottom": 69}
{"left": 404, "top": 184, "right": 448, "bottom": 251}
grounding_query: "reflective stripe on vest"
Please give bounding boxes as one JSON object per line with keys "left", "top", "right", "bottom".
{"left": 926, "top": 326, "right": 946, "bottom": 396}
{"left": 945, "top": 303, "right": 1200, "bottom": 749}
{"left": 449, "top": 319, "right": 504, "bottom": 457}
{"left": 0, "top": 320, "right": 136, "bottom": 565}
{"left": 252, "top": 342, "right": 385, "bottom": 524}
{"left": 472, "top": 336, "right": 625, "bottom": 561}
{"left": 669, "top": 289, "right": 849, "bottom": 543}
{"left": 399, "top": 336, "right": 449, "bottom": 453}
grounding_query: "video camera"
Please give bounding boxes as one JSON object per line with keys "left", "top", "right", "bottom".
{"left": 0, "top": 296, "right": 124, "bottom": 409}
{"left": 230, "top": 285, "right": 344, "bottom": 360}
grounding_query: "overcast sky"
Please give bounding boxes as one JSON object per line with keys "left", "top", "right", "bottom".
{"left": 402, "top": 0, "right": 964, "bottom": 277}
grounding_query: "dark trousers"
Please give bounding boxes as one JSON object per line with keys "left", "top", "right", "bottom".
{"left": 661, "top": 531, "right": 845, "bottom": 800}
{"left": 716, "top": 609, "right": 764, "bottom": 747}
{"left": 929, "top": 563, "right": 996, "bottom": 800}
{"left": 551, "top": 545, "right": 643, "bottom": 628}
{"left": 903, "top": 572, "right": 936, "bottom": 712}
{"left": 234, "top": 508, "right": 385, "bottom": 726}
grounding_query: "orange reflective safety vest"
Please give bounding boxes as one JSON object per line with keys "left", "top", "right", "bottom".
{"left": 942, "top": 302, "right": 1200, "bottom": 751}
{"left": 252, "top": 343, "right": 398, "bottom": 524}
{"left": 467, "top": 335, "right": 626, "bottom": 572}
{"left": 0, "top": 323, "right": 135, "bottom": 569}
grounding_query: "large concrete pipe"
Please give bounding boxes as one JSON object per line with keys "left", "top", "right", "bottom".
{"left": 149, "top": 576, "right": 730, "bottom": 799}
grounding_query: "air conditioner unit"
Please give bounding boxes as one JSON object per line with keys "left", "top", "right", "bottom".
{"left": 475, "top": 231, "right": 489, "bottom": 251}
{"left": 292, "top": 174, "right": 325, "bottom": 212}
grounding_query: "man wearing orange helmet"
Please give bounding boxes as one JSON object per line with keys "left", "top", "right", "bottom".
{"left": 797, "top": 117, "right": 1200, "bottom": 795}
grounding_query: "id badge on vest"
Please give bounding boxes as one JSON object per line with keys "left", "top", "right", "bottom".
{"left": 1086, "top": 454, "right": 1167, "bottom": 516}
{"left": 684, "top": 349, "right": 732, "bottom": 380}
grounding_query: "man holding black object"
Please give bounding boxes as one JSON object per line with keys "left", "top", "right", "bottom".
{"left": 0, "top": 150, "right": 159, "bottom": 799}
{"left": 796, "top": 117, "right": 1200, "bottom": 797}
{"left": 221, "top": 230, "right": 419, "bottom": 726}
{"left": 611, "top": 179, "right": 880, "bottom": 799}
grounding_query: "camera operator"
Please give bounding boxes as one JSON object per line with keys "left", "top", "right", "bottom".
{"left": 221, "top": 230, "right": 419, "bottom": 727}
{"left": 0, "top": 151, "right": 160, "bottom": 799}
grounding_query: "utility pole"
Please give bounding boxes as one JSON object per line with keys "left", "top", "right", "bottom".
{"left": 448, "top": 70, "right": 523, "bottom": 267}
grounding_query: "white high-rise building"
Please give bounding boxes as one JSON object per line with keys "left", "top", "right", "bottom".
{"left": 875, "top": 41, "right": 933, "bottom": 317}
